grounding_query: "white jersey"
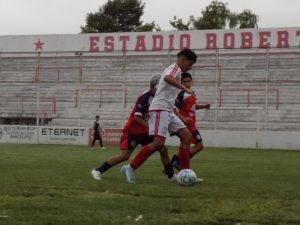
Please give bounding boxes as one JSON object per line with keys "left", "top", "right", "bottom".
{"left": 149, "top": 63, "right": 182, "bottom": 112}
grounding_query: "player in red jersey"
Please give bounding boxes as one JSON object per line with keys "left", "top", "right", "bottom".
{"left": 121, "top": 48, "right": 199, "bottom": 183}
{"left": 170, "top": 72, "right": 210, "bottom": 173}
{"left": 91, "top": 75, "right": 175, "bottom": 180}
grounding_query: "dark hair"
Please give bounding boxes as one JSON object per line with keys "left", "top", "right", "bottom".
{"left": 95, "top": 115, "right": 100, "bottom": 119}
{"left": 177, "top": 48, "right": 197, "bottom": 63}
{"left": 181, "top": 72, "right": 193, "bottom": 81}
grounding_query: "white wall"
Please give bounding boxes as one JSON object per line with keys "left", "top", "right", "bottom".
{"left": 165, "top": 130, "right": 300, "bottom": 150}
{"left": 0, "top": 125, "right": 299, "bottom": 150}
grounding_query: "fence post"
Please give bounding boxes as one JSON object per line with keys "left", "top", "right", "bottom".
{"left": 36, "top": 52, "right": 41, "bottom": 127}
{"left": 215, "top": 49, "right": 219, "bottom": 129}
{"left": 264, "top": 48, "right": 270, "bottom": 131}
{"left": 36, "top": 52, "right": 41, "bottom": 144}
{"left": 122, "top": 50, "right": 127, "bottom": 125}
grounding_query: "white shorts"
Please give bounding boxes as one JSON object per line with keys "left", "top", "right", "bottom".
{"left": 148, "top": 111, "right": 186, "bottom": 138}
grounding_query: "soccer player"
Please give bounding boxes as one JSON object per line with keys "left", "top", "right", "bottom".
{"left": 91, "top": 115, "right": 106, "bottom": 149}
{"left": 91, "top": 75, "right": 175, "bottom": 181}
{"left": 170, "top": 72, "right": 210, "bottom": 172}
{"left": 121, "top": 48, "right": 198, "bottom": 183}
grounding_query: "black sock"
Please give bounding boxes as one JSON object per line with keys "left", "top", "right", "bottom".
{"left": 96, "top": 161, "right": 112, "bottom": 173}
{"left": 164, "top": 164, "right": 174, "bottom": 178}
{"left": 170, "top": 154, "right": 179, "bottom": 164}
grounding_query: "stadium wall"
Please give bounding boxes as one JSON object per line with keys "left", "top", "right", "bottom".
{"left": 1, "top": 125, "right": 300, "bottom": 150}
{"left": 166, "top": 130, "right": 300, "bottom": 150}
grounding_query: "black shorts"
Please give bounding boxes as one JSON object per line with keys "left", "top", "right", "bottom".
{"left": 93, "top": 133, "right": 102, "bottom": 140}
{"left": 120, "top": 132, "right": 153, "bottom": 150}
{"left": 191, "top": 130, "right": 202, "bottom": 144}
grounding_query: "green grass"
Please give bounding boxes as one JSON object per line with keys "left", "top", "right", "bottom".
{"left": 0, "top": 144, "right": 300, "bottom": 225}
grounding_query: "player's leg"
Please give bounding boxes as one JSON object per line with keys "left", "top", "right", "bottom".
{"left": 169, "top": 112, "right": 192, "bottom": 169}
{"left": 121, "top": 111, "right": 168, "bottom": 183}
{"left": 170, "top": 129, "right": 203, "bottom": 171}
{"left": 121, "top": 136, "right": 165, "bottom": 183}
{"left": 158, "top": 145, "right": 177, "bottom": 180}
{"left": 91, "top": 134, "right": 97, "bottom": 147}
{"left": 129, "top": 136, "right": 165, "bottom": 170}
{"left": 176, "top": 128, "right": 192, "bottom": 169}
{"left": 91, "top": 132, "right": 136, "bottom": 180}
{"left": 138, "top": 133, "right": 174, "bottom": 178}
{"left": 98, "top": 134, "right": 106, "bottom": 149}
{"left": 171, "top": 129, "right": 204, "bottom": 182}
{"left": 129, "top": 111, "right": 168, "bottom": 170}
{"left": 189, "top": 130, "right": 204, "bottom": 157}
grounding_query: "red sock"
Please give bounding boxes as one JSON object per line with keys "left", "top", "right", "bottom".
{"left": 130, "top": 145, "right": 155, "bottom": 170}
{"left": 178, "top": 146, "right": 190, "bottom": 169}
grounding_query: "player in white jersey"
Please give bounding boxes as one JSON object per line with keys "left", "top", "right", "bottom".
{"left": 121, "top": 48, "right": 198, "bottom": 183}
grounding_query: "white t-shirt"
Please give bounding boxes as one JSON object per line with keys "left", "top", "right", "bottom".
{"left": 149, "top": 63, "right": 182, "bottom": 112}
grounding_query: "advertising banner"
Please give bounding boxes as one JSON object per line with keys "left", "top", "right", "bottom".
{"left": 0, "top": 125, "right": 38, "bottom": 144}
{"left": 0, "top": 125, "right": 122, "bottom": 146}
{"left": 38, "top": 126, "right": 88, "bottom": 145}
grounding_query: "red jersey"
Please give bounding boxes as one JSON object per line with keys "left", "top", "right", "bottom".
{"left": 123, "top": 90, "right": 153, "bottom": 135}
{"left": 175, "top": 90, "right": 197, "bottom": 132}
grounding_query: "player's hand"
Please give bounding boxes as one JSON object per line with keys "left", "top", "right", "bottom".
{"left": 186, "top": 88, "right": 195, "bottom": 97}
{"left": 183, "top": 117, "right": 192, "bottom": 125}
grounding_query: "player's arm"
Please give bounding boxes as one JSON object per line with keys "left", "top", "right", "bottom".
{"left": 195, "top": 103, "right": 211, "bottom": 110}
{"left": 100, "top": 127, "right": 106, "bottom": 134}
{"left": 174, "top": 109, "right": 192, "bottom": 125}
{"left": 134, "top": 115, "right": 149, "bottom": 128}
{"left": 133, "top": 95, "right": 149, "bottom": 128}
{"left": 174, "top": 91, "right": 192, "bottom": 125}
{"left": 164, "top": 75, "right": 195, "bottom": 96}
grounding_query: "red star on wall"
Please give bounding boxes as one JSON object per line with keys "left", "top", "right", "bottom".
{"left": 34, "top": 39, "right": 44, "bottom": 51}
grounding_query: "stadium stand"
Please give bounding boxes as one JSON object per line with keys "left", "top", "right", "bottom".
{"left": 0, "top": 48, "right": 300, "bottom": 131}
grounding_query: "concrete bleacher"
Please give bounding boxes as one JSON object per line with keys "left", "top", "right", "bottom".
{"left": 0, "top": 49, "right": 300, "bottom": 131}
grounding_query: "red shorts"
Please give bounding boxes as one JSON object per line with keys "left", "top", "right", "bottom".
{"left": 120, "top": 131, "right": 153, "bottom": 150}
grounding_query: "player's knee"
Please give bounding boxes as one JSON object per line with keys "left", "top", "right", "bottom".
{"left": 195, "top": 142, "right": 204, "bottom": 152}
{"left": 121, "top": 154, "right": 130, "bottom": 161}
{"left": 159, "top": 146, "right": 168, "bottom": 154}
{"left": 151, "top": 141, "right": 164, "bottom": 150}
{"left": 183, "top": 132, "right": 192, "bottom": 145}
{"left": 120, "top": 151, "right": 132, "bottom": 161}
{"left": 151, "top": 137, "right": 165, "bottom": 150}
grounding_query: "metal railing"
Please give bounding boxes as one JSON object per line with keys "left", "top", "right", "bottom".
{"left": 0, "top": 48, "right": 299, "bottom": 131}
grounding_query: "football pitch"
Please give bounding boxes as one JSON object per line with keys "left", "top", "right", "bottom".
{"left": 0, "top": 144, "right": 299, "bottom": 225}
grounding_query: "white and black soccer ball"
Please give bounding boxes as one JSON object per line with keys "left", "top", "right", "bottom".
{"left": 177, "top": 169, "right": 198, "bottom": 186}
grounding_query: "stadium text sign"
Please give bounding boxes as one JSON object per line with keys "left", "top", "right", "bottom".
{"left": 0, "top": 27, "right": 300, "bottom": 52}
{"left": 41, "top": 128, "right": 85, "bottom": 136}
{"left": 39, "top": 127, "right": 88, "bottom": 145}
{"left": 89, "top": 29, "right": 300, "bottom": 52}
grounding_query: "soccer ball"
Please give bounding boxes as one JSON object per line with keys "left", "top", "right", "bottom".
{"left": 177, "top": 169, "right": 198, "bottom": 186}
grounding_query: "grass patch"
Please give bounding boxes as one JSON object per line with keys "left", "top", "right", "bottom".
{"left": 0, "top": 144, "right": 300, "bottom": 225}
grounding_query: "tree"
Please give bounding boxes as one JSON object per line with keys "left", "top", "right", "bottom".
{"left": 169, "top": 0, "right": 258, "bottom": 30}
{"left": 169, "top": 16, "right": 193, "bottom": 31}
{"left": 194, "top": 1, "right": 231, "bottom": 30}
{"left": 135, "top": 22, "right": 161, "bottom": 32}
{"left": 81, "top": 0, "right": 145, "bottom": 33}
{"left": 236, "top": 9, "right": 258, "bottom": 29}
